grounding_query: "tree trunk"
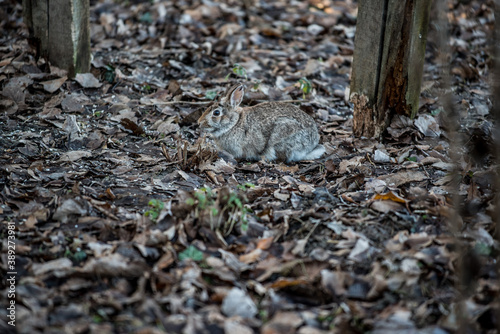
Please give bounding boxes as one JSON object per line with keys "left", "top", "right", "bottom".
{"left": 23, "top": 0, "right": 90, "bottom": 77}
{"left": 350, "top": 0, "right": 431, "bottom": 139}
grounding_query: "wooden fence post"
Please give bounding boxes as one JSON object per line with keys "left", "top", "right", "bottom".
{"left": 350, "top": 0, "right": 432, "bottom": 138}
{"left": 23, "top": 0, "right": 90, "bottom": 77}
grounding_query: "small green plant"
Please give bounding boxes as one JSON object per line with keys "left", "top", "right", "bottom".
{"left": 224, "top": 185, "right": 253, "bottom": 234}
{"left": 252, "top": 80, "right": 262, "bottom": 90}
{"left": 475, "top": 242, "right": 492, "bottom": 256}
{"left": 142, "top": 84, "right": 152, "bottom": 93}
{"left": 64, "top": 249, "right": 72, "bottom": 258}
{"left": 64, "top": 248, "right": 87, "bottom": 262}
{"left": 95, "top": 308, "right": 109, "bottom": 321}
{"left": 104, "top": 65, "right": 115, "bottom": 83}
{"left": 225, "top": 63, "right": 248, "bottom": 80}
{"left": 186, "top": 187, "right": 215, "bottom": 210}
{"left": 202, "top": 275, "right": 214, "bottom": 283}
{"left": 431, "top": 108, "right": 443, "bottom": 116}
{"left": 259, "top": 309, "right": 269, "bottom": 323}
{"left": 186, "top": 185, "right": 253, "bottom": 235}
{"left": 406, "top": 156, "right": 417, "bottom": 162}
{"left": 298, "top": 77, "right": 312, "bottom": 99}
{"left": 179, "top": 245, "right": 204, "bottom": 262}
{"left": 92, "top": 314, "right": 105, "bottom": 324}
{"left": 144, "top": 199, "right": 164, "bottom": 222}
{"left": 205, "top": 90, "right": 218, "bottom": 100}
{"left": 317, "top": 311, "right": 336, "bottom": 326}
{"left": 140, "top": 12, "right": 153, "bottom": 24}
{"left": 237, "top": 182, "right": 255, "bottom": 191}
{"left": 186, "top": 187, "right": 219, "bottom": 231}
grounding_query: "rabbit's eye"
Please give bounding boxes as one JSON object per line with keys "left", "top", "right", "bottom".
{"left": 213, "top": 109, "right": 221, "bottom": 117}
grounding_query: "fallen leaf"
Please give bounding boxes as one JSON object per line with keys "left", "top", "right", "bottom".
{"left": 58, "top": 150, "right": 92, "bottom": 162}
{"left": 75, "top": 73, "right": 102, "bottom": 88}
{"left": 269, "top": 278, "right": 309, "bottom": 289}
{"left": 61, "top": 93, "right": 91, "bottom": 112}
{"left": 221, "top": 288, "right": 257, "bottom": 318}
{"left": 370, "top": 200, "right": 405, "bottom": 213}
{"left": 32, "top": 258, "right": 73, "bottom": 276}
{"left": 40, "top": 76, "right": 68, "bottom": 93}
{"left": 274, "top": 189, "right": 290, "bottom": 201}
{"left": 377, "top": 171, "right": 427, "bottom": 187}
{"left": 372, "top": 191, "right": 408, "bottom": 204}
{"left": 415, "top": 114, "right": 441, "bottom": 137}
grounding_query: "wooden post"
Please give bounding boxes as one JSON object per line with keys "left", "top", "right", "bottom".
{"left": 350, "top": 0, "right": 431, "bottom": 138}
{"left": 23, "top": 0, "right": 90, "bottom": 78}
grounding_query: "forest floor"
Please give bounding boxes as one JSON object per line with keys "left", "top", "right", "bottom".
{"left": 0, "top": 0, "right": 498, "bottom": 333}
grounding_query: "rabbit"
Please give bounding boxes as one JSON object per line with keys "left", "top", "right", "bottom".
{"left": 197, "top": 84, "right": 325, "bottom": 163}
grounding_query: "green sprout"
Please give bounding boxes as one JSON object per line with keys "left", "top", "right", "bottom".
{"left": 189, "top": 187, "right": 215, "bottom": 210}
{"left": 179, "top": 245, "right": 204, "bottom": 262}
{"left": 140, "top": 12, "right": 153, "bottom": 24}
{"left": 64, "top": 248, "right": 87, "bottom": 263}
{"left": 475, "top": 242, "right": 492, "bottom": 256}
{"left": 237, "top": 182, "right": 255, "bottom": 191}
{"left": 431, "top": 108, "right": 443, "bottom": 116}
{"left": 144, "top": 199, "right": 165, "bottom": 222}
{"left": 142, "top": 84, "right": 152, "bottom": 93}
{"left": 186, "top": 185, "right": 253, "bottom": 235}
{"left": 225, "top": 63, "right": 248, "bottom": 80}
{"left": 252, "top": 81, "right": 262, "bottom": 90}
{"left": 205, "top": 90, "right": 218, "bottom": 100}
{"left": 298, "top": 77, "right": 312, "bottom": 99}
{"left": 104, "top": 65, "right": 115, "bottom": 83}
{"left": 225, "top": 184, "right": 253, "bottom": 233}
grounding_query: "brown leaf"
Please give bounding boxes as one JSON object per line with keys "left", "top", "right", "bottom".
{"left": 370, "top": 200, "right": 405, "bottom": 213}
{"left": 40, "top": 76, "right": 67, "bottom": 93}
{"left": 372, "top": 191, "right": 408, "bottom": 204}
{"left": 269, "top": 278, "right": 309, "bottom": 290}
{"left": 377, "top": 171, "right": 427, "bottom": 187}
{"left": 78, "top": 253, "right": 148, "bottom": 277}
{"left": 58, "top": 150, "right": 92, "bottom": 162}
{"left": 121, "top": 118, "right": 145, "bottom": 135}
{"left": 74, "top": 73, "right": 102, "bottom": 89}
{"left": 257, "top": 237, "right": 274, "bottom": 250}
{"left": 239, "top": 248, "right": 264, "bottom": 264}
{"left": 61, "top": 93, "right": 91, "bottom": 112}
{"left": 32, "top": 258, "right": 73, "bottom": 276}
{"left": 273, "top": 189, "right": 290, "bottom": 201}
{"left": 2, "top": 76, "right": 32, "bottom": 103}
{"left": 276, "top": 165, "right": 299, "bottom": 173}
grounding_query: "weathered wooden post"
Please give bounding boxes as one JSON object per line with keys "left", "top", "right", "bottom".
{"left": 350, "top": 0, "right": 432, "bottom": 138}
{"left": 22, "top": 0, "right": 91, "bottom": 77}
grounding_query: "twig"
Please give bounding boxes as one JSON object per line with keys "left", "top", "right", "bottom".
{"left": 365, "top": 152, "right": 376, "bottom": 167}
{"left": 155, "top": 101, "right": 212, "bottom": 105}
{"left": 255, "top": 99, "right": 309, "bottom": 103}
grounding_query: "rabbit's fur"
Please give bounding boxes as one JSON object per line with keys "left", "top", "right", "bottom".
{"left": 198, "top": 84, "right": 325, "bottom": 162}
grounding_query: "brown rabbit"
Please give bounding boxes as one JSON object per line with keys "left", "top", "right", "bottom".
{"left": 198, "top": 84, "right": 325, "bottom": 162}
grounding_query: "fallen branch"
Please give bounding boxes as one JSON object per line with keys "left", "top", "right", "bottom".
{"left": 155, "top": 101, "right": 212, "bottom": 105}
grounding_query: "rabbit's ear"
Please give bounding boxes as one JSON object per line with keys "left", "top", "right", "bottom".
{"left": 229, "top": 84, "right": 244, "bottom": 108}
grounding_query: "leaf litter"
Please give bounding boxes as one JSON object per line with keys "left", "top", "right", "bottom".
{"left": 0, "top": 0, "right": 499, "bottom": 333}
